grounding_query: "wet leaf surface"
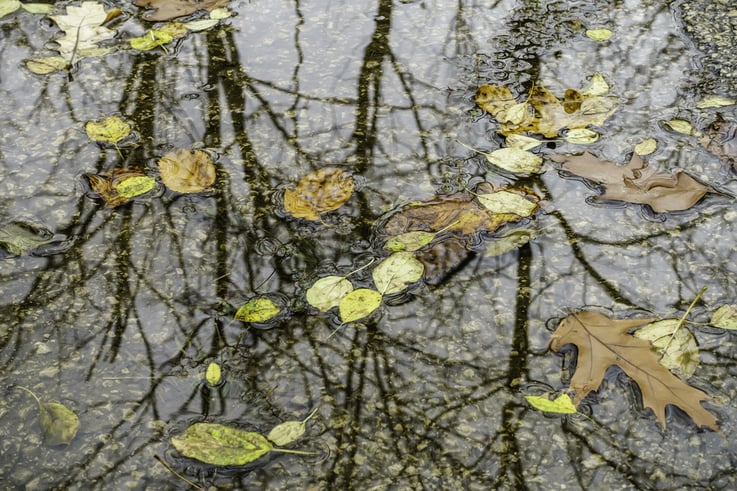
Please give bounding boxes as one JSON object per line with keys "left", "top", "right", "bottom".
{"left": 157, "top": 149, "right": 216, "bottom": 193}
{"left": 267, "top": 407, "right": 319, "bottom": 446}
{"left": 700, "top": 114, "right": 737, "bottom": 169}
{"left": 85, "top": 116, "right": 132, "bottom": 146}
{"left": 372, "top": 252, "right": 424, "bottom": 295}
{"left": 710, "top": 305, "right": 737, "bottom": 330}
{"left": 306, "top": 275, "right": 354, "bottom": 312}
{"left": 633, "top": 319, "right": 700, "bottom": 380}
{"left": 283, "top": 167, "right": 354, "bottom": 221}
{"left": 234, "top": 297, "right": 281, "bottom": 323}
{"left": 15, "top": 386, "right": 79, "bottom": 446}
{"left": 339, "top": 288, "right": 382, "bottom": 323}
{"left": 84, "top": 167, "right": 154, "bottom": 208}
{"left": 48, "top": 1, "right": 116, "bottom": 62}
{"left": 0, "top": 222, "right": 69, "bottom": 257}
{"left": 525, "top": 393, "right": 578, "bottom": 414}
{"left": 135, "top": 0, "right": 231, "bottom": 21}
{"left": 171, "top": 422, "right": 274, "bottom": 466}
{"left": 549, "top": 311, "right": 719, "bottom": 430}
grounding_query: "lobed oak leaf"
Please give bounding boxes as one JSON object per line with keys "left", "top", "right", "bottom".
{"left": 549, "top": 311, "right": 719, "bottom": 431}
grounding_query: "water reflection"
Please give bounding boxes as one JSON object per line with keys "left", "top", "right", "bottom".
{"left": 1, "top": 0, "right": 736, "bottom": 489}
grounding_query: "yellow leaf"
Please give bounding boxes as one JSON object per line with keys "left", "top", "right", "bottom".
{"left": 283, "top": 167, "right": 354, "bottom": 220}
{"left": 586, "top": 28, "right": 613, "bottom": 41}
{"left": 113, "top": 176, "right": 156, "bottom": 198}
{"left": 339, "top": 288, "right": 382, "bottom": 323}
{"left": 85, "top": 116, "right": 132, "bottom": 145}
{"left": 158, "top": 149, "right": 216, "bottom": 193}
{"left": 234, "top": 297, "right": 281, "bottom": 323}
{"left": 525, "top": 393, "right": 578, "bottom": 414}
{"left": 634, "top": 137, "right": 657, "bottom": 156}
{"left": 564, "top": 128, "right": 600, "bottom": 144}
{"left": 205, "top": 362, "right": 222, "bottom": 386}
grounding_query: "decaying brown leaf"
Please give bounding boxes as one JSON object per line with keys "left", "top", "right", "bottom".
{"left": 551, "top": 151, "right": 711, "bottom": 213}
{"left": 476, "top": 78, "right": 618, "bottom": 137}
{"left": 283, "top": 167, "right": 354, "bottom": 221}
{"left": 85, "top": 167, "right": 153, "bottom": 208}
{"left": 157, "top": 149, "right": 216, "bottom": 193}
{"left": 134, "top": 0, "right": 229, "bottom": 21}
{"left": 549, "top": 311, "right": 719, "bottom": 430}
{"left": 700, "top": 114, "right": 737, "bottom": 169}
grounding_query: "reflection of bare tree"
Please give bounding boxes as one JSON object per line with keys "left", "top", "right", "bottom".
{"left": 1, "top": 0, "right": 736, "bottom": 489}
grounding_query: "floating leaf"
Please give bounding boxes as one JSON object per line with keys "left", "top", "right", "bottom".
{"left": 49, "top": 1, "right": 116, "bottom": 61}
{"left": 564, "top": 128, "right": 599, "bottom": 144}
{"left": 85, "top": 116, "right": 132, "bottom": 146}
{"left": 634, "top": 137, "right": 657, "bottom": 156}
{"left": 234, "top": 297, "right": 281, "bottom": 323}
{"left": 283, "top": 167, "right": 354, "bottom": 221}
{"left": 525, "top": 393, "right": 578, "bottom": 414}
{"left": 205, "top": 362, "right": 222, "bottom": 386}
{"left": 664, "top": 119, "right": 699, "bottom": 136}
{"left": 135, "top": 0, "right": 230, "bottom": 21}
{"left": 15, "top": 386, "right": 79, "bottom": 446}
{"left": 477, "top": 190, "right": 539, "bottom": 217}
{"left": 267, "top": 407, "right": 319, "bottom": 446}
{"left": 485, "top": 147, "right": 543, "bottom": 174}
{"left": 700, "top": 114, "right": 737, "bottom": 169}
{"left": 0, "top": 0, "right": 21, "bottom": 18}
{"left": 339, "top": 288, "right": 382, "bottom": 323}
{"left": 184, "top": 9, "right": 230, "bottom": 31}
{"left": 634, "top": 319, "right": 700, "bottom": 380}
{"left": 505, "top": 134, "right": 543, "bottom": 150}
{"left": 25, "top": 57, "right": 69, "bottom": 75}
{"left": 582, "top": 72, "right": 609, "bottom": 97}
{"left": 372, "top": 252, "right": 424, "bottom": 295}
{"left": 130, "top": 29, "right": 174, "bottom": 50}
{"left": 85, "top": 167, "right": 153, "bottom": 208}
{"left": 485, "top": 228, "right": 537, "bottom": 257}
{"left": 113, "top": 176, "right": 156, "bottom": 199}
{"left": 171, "top": 423, "right": 274, "bottom": 466}
{"left": 0, "top": 221, "right": 63, "bottom": 257}
{"left": 586, "top": 28, "right": 613, "bottom": 41}
{"left": 385, "top": 230, "right": 437, "bottom": 252}
{"left": 710, "top": 305, "right": 737, "bottom": 330}
{"left": 158, "top": 148, "right": 216, "bottom": 193}
{"left": 306, "top": 275, "right": 354, "bottom": 312}
{"left": 0, "top": 1, "right": 52, "bottom": 18}
{"left": 696, "top": 95, "right": 736, "bottom": 109}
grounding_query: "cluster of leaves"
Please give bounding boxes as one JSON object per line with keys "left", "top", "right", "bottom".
{"left": 16, "top": 1, "right": 233, "bottom": 75}
{"left": 171, "top": 408, "right": 319, "bottom": 466}
{"left": 83, "top": 116, "right": 215, "bottom": 207}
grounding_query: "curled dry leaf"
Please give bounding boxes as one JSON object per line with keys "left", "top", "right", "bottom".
{"left": 85, "top": 167, "right": 154, "bottom": 208}
{"left": 158, "top": 148, "right": 216, "bottom": 193}
{"left": 552, "top": 151, "right": 712, "bottom": 213}
{"left": 283, "top": 167, "right": 354, "bottom": 221}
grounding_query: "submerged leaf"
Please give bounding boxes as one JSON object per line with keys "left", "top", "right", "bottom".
{"left": 0, "top": 222, "right": 60, "bottom": 257}
{"left": 267, "top": 407, "right": 319, "bottom": 446}
{"left": 85, "top": 116, "right": 132, "bottom": 146}
{"left": 283, "top": 167, "right": 354, "bottom": 221}
{"left": 385, "top": 230, "right": 437, "bottom": 252}
{"left": 525, "top": 393, "right": 578, "bottom": 414}
{"left": 25, "top": 57, "right": 69, "bottom": 75}
{"left": 171, "top": 422, "right": 273, "bottom": 466}
{"left": 306, "top": 275, "right": 354, "bottom": 312}
{"left": 158, "top": 149, "right": 216, "bottom": 193}
{"left": 234, "top": 297, "right": 281, "bottom": 323}
{"left": 710, "top": 305, "right": 737, "bottom": 330}
{"left": 634, "top": 319, "right": 700, "bottom": 380}
{"left": 339, "top": 288, "right": 382, "bottom": 323}
{"left": 372, "top": 252, "right": 424, "bottom": 295}
{"left": 477, "top": 190, "right": 539, "bottom": 217}
{"left": 15, "top": 386, "right": 79, "bottom": 446}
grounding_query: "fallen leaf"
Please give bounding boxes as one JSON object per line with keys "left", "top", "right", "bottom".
{"left": 283, "top": 167, "right": 354, "bottom": 221}
{"left": 564, "top": 128, "right": 599, "bottom": 144}
{"left": 135, "top": 0, "right": 230, "bottom": 21}
{"left": 525, "top": 393, "right": 578, "bottom": 414}
{"left": 549, "top": 311, "right": 718, "bottom": 430}
{"left": 205, "top": 362, "right": 222, "bottom": 386}
{"left": 552, "top": 151, "right": 711, "bottom": 213}
{"left": 158, "top": 148, "right": 216, "bottom": 193}
{"left": 372, "top": 252, "right": 424, "bottom": 295}
{"left": 582, "top": 72, "right": 609, "bottom": 97}
{"left": 15, "top": 386, "right": 79, "bottom": 446}
{"left": 586, "top": 28, "right": 613, "bottom": 41}
{"left": 85, "top": 116, "right": 132, "bottom": 146}
{"left": 634, "top": 137, "right": 658, "bottom": 156}
{"left": 25, "top": 57, "right": 70, "bottom": 75}
{"left": 0, "top": 1, "right": 52, "bottom": 19}
{"left": 664, "top": 119, "right": 699, "bottom": 136}
{"left": 0, "top": 221, "right": 68, "bottom": 257}
{"left": 485, "top": 227, "right": 537, "bottom": 257}
{"left": 114, "top": 176, "right": 156, "bottom": 199}
{"left": 700, "top": 114, "right": 737, "bottom": 169}
{"left": 49, "top": 1, "right": 116, "bottom": 61}
{"left": 85, "top": 167, "right": 154, "bottom": 208}
{"left": 505, "top": 134, "right": 543, "bottom": 150}
{"left": 234, "top": 297, "right": 281, "bottom": 323}
{"left": 171, "top": 423, "right": 273, "bottom": 466}
{"left": 633, "top": 319, "right": 700, "bottom": 380}
{"left": 183, "top": 8, "right": 231, "bottom": 31}
{"left": 267, "top": 407, "right": 319, "bottom": 446}
{"left": 696, "top": 95, "right": 736, "bottom": 109}
{"left": 306, "top": 275, "right": 354, "bottom": 312}
{"left": 339, "top": 288, "right": 382, "bottom": 323}
{"left": 710, "top": 305, "right": 737, "bottom": 330}
{"left": 476, "top": 190, "right": 539, "bottom": 217}
{"left": 485, "top": 147, "right": 543, "bottom": 174}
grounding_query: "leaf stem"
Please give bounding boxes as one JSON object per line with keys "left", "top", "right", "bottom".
{"left": 13, "top": 385, "right": 42, "bottom": 407}
{"left": 270, "top": 448, "right": 320, "bottom": 456}
{"left": 154, "top": 454, "right": 204, "bottom": 491}
{"left": 661, "top": 286, "right": 707, "bottom": 355}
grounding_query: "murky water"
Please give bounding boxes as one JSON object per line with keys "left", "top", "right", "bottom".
{"left": 1, "top": 0, "right": 736, "bottom": 489}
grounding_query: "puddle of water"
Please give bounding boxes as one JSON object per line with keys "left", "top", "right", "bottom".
{"left": 1, "top": 0, "right": 736, "bottom": 489}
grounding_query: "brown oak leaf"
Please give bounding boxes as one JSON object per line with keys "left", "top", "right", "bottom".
{"left": 551, "top": 151, "right": 711, "bottom": 213}
{"left": 549, "top": 310, "right": 719, "bottom": 431}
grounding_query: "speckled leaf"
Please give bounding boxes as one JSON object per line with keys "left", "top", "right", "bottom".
{"left": 525, "top": 393, "right": 577, "bottom": 414}
{"left": 635, "top": 138, "right": 657, "bottom": 156}
{"left": 710, "top": 305, "right": 737, "bottom": 330}
{"left": 306, "top": 275, "right": 354, "bottom": 312}
{"left": 234, "top": 297, "right": 280, "bottom": 323}
{"left": 85, "top": 116, "right": 131, "bottom": 145}
{"left": 477, "top": 190, "right": 539, "bottom": 217}
{"left": 114, "top": 176, "right": 156, "bottom": 199}
{"left": 267, "top": 407, "right": 318, "bottom": 446}
{"left": 39, "top": 402, "right": 80, "bottom": 446}
{"left": 339, "top": 288, "right": 382, "bottom": 323}
{"left": 158, "top": 149, "right": 216, "bottom": 193}
{"left": 372, "top": 252, "right": 424, "bottom": 295}
{"left": 171, "top": 423, "right": 273, "bottom": 466}
{"left": 634, "top": 319, "right": 700, "bottom": 380}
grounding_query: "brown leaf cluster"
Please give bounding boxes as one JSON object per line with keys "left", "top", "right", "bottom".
{"left": 551, "top": 151, "right": 711, "bottom": 213}
{"left": 84, "top": 167, "right": 149, "bottom": 208}
{"left": 135, "top": 0, "right": 229, "bottom": 21}
{"left": 157, "top": 148, "right": 216, "bottom": 193}
{"left": 700, "top": 114, "right": 737, "bottom": 169}
{"left": 475, "top": 83, "right": 618, "bottom": 137}
{"left": 549, "top": 311, "right": 718, "bottom": 431}
{"left": 283, "top": 167, "right": 354, "bottom": 221}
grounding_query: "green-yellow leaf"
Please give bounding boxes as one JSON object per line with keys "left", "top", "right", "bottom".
{"left": 634, "top": 137, "right": 657, "bottom": 156}
{"left": 85, "top": 116, "right": 132, "bottom": 145}
{"left": 385, "top": 230, "right": 436, "bottom": 252}
{"left": 25, "top": 57, "right": 69, "bottom": 75}
{"left": 525, "top": 393, "right": 578, "bottom": 414}
{"left": 485, "top": 228, "right": 537, "bottom": 257}
{"left": 39, "top": 402, "right": 80, "bottom": 446}
{"left": 486, "top": 147, "right": 543, "bottom": 174}
{"left": 505, "top": 134, "right": 543, "bottom": 150}
{"left": 210, "top": 7, "right": 231, "bottom": 20}
{"left": 664, "top": 119, "right": 699, "bottom": 136}
{"left": 184, "top": 18, "right": 220, "bottom": 31}
{"left": 113, "top": 176, "right": 155, "bottom": 199}
{"left": 21, "top": 3, "right": 53, "bottom": 14}
{"left": 339, "top": 288, "right": 382, "bottom": 323}
{"left": 696, "top": 95, "right": 736, "bottom": 109}
{"left": 564, "top": 128, "right": 599, "bottom": 144}
{"left": 234, "top": 297, "right": 281, "bottom": 323}
{"left": 306, "top": 275, "right": 354, "bottom": 312}
{"left": 586, "top": 28, "right": 612, "bottom": 41}
{"left": 582, "top": 72, "right": 609, "bottom": 97}
{"left": 633, "top": 319, "right": 700, "bottom": 380}
{"left": 477, "top": 190, "right": 539, "bottom": 217}
{"left": 0, "top": 0, "right": 21, "bottom": 18}
{"left": 267, "top": 407, "right": 318, "bottom": 446}
{"left": 372, "top": 252, "right": 424, "bottom": 295}
{"left": 171, "top": 423, "right": 273, "bottom": 466}
{"left": 130, "top": 29, "right": 175, "bottom": 51}
{"left": 710, "top": 304, "right": 737, "bottom": 330}
{"left": 205, "top": 362, "right": 222, "bottom": 386}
